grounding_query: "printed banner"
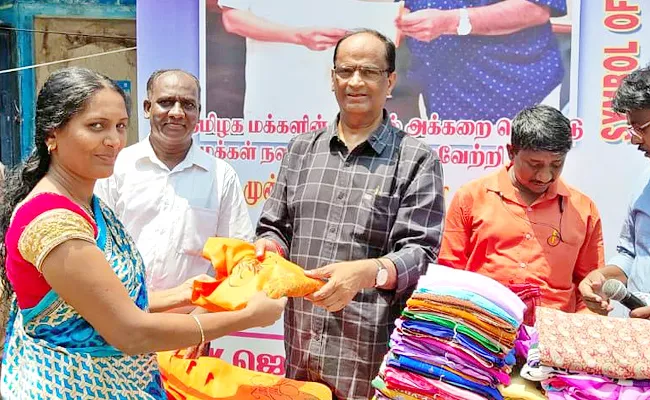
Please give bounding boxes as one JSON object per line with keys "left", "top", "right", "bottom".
{"left": 137, "top": 0, "right": 649, "bottom": 374}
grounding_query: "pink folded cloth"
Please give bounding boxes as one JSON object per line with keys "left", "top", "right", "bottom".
{"left": 544, "top": 374, "right": 650, "bottom": 400}
{"left": 381, "top": 364, "right": 489, "bottom": 400}
{"left": 508, "top": 283, "right": 541, "bottom": 326}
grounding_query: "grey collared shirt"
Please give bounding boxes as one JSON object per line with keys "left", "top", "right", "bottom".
{"left": 256, "top": 113, "right": 445, "bottom": 399}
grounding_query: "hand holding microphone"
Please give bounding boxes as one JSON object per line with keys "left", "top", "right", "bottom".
{"left": 578, "top": 270, "right": 612, "bottom": 315}
{"left": 601, "top": 279, "right": 647, "bottom": 311}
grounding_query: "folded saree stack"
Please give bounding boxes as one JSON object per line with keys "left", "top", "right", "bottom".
{"left": 373, "top": 264, "right": 526, "bottom": 400}
{"left": 520, "top": 307, "right": 650, "bottom": 400}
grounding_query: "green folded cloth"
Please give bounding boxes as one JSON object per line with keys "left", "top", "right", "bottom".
{"left": 402, "top": 309, "right": 502, "bottom": 353}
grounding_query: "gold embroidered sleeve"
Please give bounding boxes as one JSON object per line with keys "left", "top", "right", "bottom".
{"left": 18, "top": 209, "right": 96, "bottom": 272}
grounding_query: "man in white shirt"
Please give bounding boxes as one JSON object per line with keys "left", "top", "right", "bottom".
{"left": 96, "top": 69, "right": 254, "bottom": 293}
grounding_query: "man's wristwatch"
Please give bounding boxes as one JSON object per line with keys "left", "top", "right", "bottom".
{"left": 456, "top": 8, "right": 472, "bottom": 36}
{"left": 374, "top": 259, "right": 389, "bottom": 287}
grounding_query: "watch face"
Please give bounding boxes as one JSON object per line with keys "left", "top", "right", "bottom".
{"left": 376, "top": 268, "right": 389, "bottom": 286}
{"left": 458, "top": 25, "right": 471, "bottom": 35}
{"left": 457, "top": 9, "right": 471, "bottom": 36}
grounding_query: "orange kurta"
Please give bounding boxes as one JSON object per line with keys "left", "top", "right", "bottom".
{"left": 439, "top": 166, "right": 604, "bottom": 312}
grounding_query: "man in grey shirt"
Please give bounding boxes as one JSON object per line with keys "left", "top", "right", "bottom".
{"left": 255, "top": 29, "right": 445, "bottom": 399}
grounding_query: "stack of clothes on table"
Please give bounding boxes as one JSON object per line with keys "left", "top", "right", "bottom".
{"left": 521, "top": 306, "right": 650, "bottom": 400}
{"left": 373, "top": 264, "right": 526, "bottom": 400}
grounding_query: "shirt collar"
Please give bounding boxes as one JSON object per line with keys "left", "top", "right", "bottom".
{"left": 328, "top": 110, "right": 392, "bottom": 155}
{"left": 136, "top": 135, "right": 212, "bottom": 172}
{"left": 485, "top": 164, "right": 571, "bottom": 203}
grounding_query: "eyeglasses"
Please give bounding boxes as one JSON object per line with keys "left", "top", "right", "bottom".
{"left": 333, "top": 65, "right": 389, "bottom": 82}
{"left": 626, "top": 119, "right": 650, "bottom": 141}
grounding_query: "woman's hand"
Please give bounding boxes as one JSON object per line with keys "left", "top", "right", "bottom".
{"left": 396, "top": 9, "right": 457, "bottom": 42}
{"left": 176, "top": 307, "right": 211, "bottom": 359}
{"left": 244, "top": 291, "right": 287, "bottom": 328}
{"left": 149, "top": 274, "right": 213, "bottom": 313}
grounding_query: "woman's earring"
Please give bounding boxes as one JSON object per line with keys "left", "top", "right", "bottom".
{"left": 47, "top": 143, "right": 56, "bottom": 154}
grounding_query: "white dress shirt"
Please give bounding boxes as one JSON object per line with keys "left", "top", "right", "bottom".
{"left": 96, "top": 137, "right": 254, "bottom": 291}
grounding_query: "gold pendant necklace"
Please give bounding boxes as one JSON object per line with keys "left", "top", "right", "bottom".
{"left": 80, "top": 202, "right": 95, "bottom": 219}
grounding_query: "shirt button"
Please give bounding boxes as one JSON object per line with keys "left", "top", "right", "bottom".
{"left": 519, "top": 262, "right": 527, "bottom": 268}
{"left": 337, "top": 192, "right": 344, "bottom": 200}
{"left": 527, "top": 206, "right": 533, "bottom": 211}
{"left": 329, "top": 227, "right": 336, "bottom": 233}
{"left": 525, "top": 233, "right": 531, "bottom": 240}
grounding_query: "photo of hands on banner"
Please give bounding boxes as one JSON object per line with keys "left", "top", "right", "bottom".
{"left": 206, "top": 0, "right": 571, "bottom": 123}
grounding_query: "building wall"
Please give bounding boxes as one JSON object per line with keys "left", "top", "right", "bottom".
{"left": 0, "top": 0, "right": 136, "bottom": 161}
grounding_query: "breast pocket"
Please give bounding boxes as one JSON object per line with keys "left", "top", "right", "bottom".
{"left": 353, "top": 191, "right": 401, "bottom": 250}
{"left": 178, "top": 206, "right": 219, "bottom": 257}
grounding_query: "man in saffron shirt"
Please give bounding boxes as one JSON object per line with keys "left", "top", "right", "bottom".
{"left": 439, "top": 105, "right": 604, "bottom": 313}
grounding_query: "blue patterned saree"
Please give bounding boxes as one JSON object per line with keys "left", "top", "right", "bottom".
{"left": 1, "top": 195, "right": 166, "bottom": 399}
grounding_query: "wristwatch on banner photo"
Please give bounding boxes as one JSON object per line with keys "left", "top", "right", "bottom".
{"left": 457, "top": 8, "right": 472, "bottom": 36}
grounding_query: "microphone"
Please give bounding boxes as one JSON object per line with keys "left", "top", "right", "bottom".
{"left": 601, "top": 279, "right": 647, "bottom": 310}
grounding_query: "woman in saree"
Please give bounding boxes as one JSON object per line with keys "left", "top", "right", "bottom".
{"left": 0, "top": 67, "right": 286, "bottom": 399}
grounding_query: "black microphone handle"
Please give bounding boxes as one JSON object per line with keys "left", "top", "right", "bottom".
{"left": 621, "top": 293, "right": 647, "bottom": 310}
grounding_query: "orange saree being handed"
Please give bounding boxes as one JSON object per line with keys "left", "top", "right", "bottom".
{"left": 192, "top": 238, "right": 324, "bottom": 311}
{"left": 159, "top": 238, "right": 331, "bottom": 399}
